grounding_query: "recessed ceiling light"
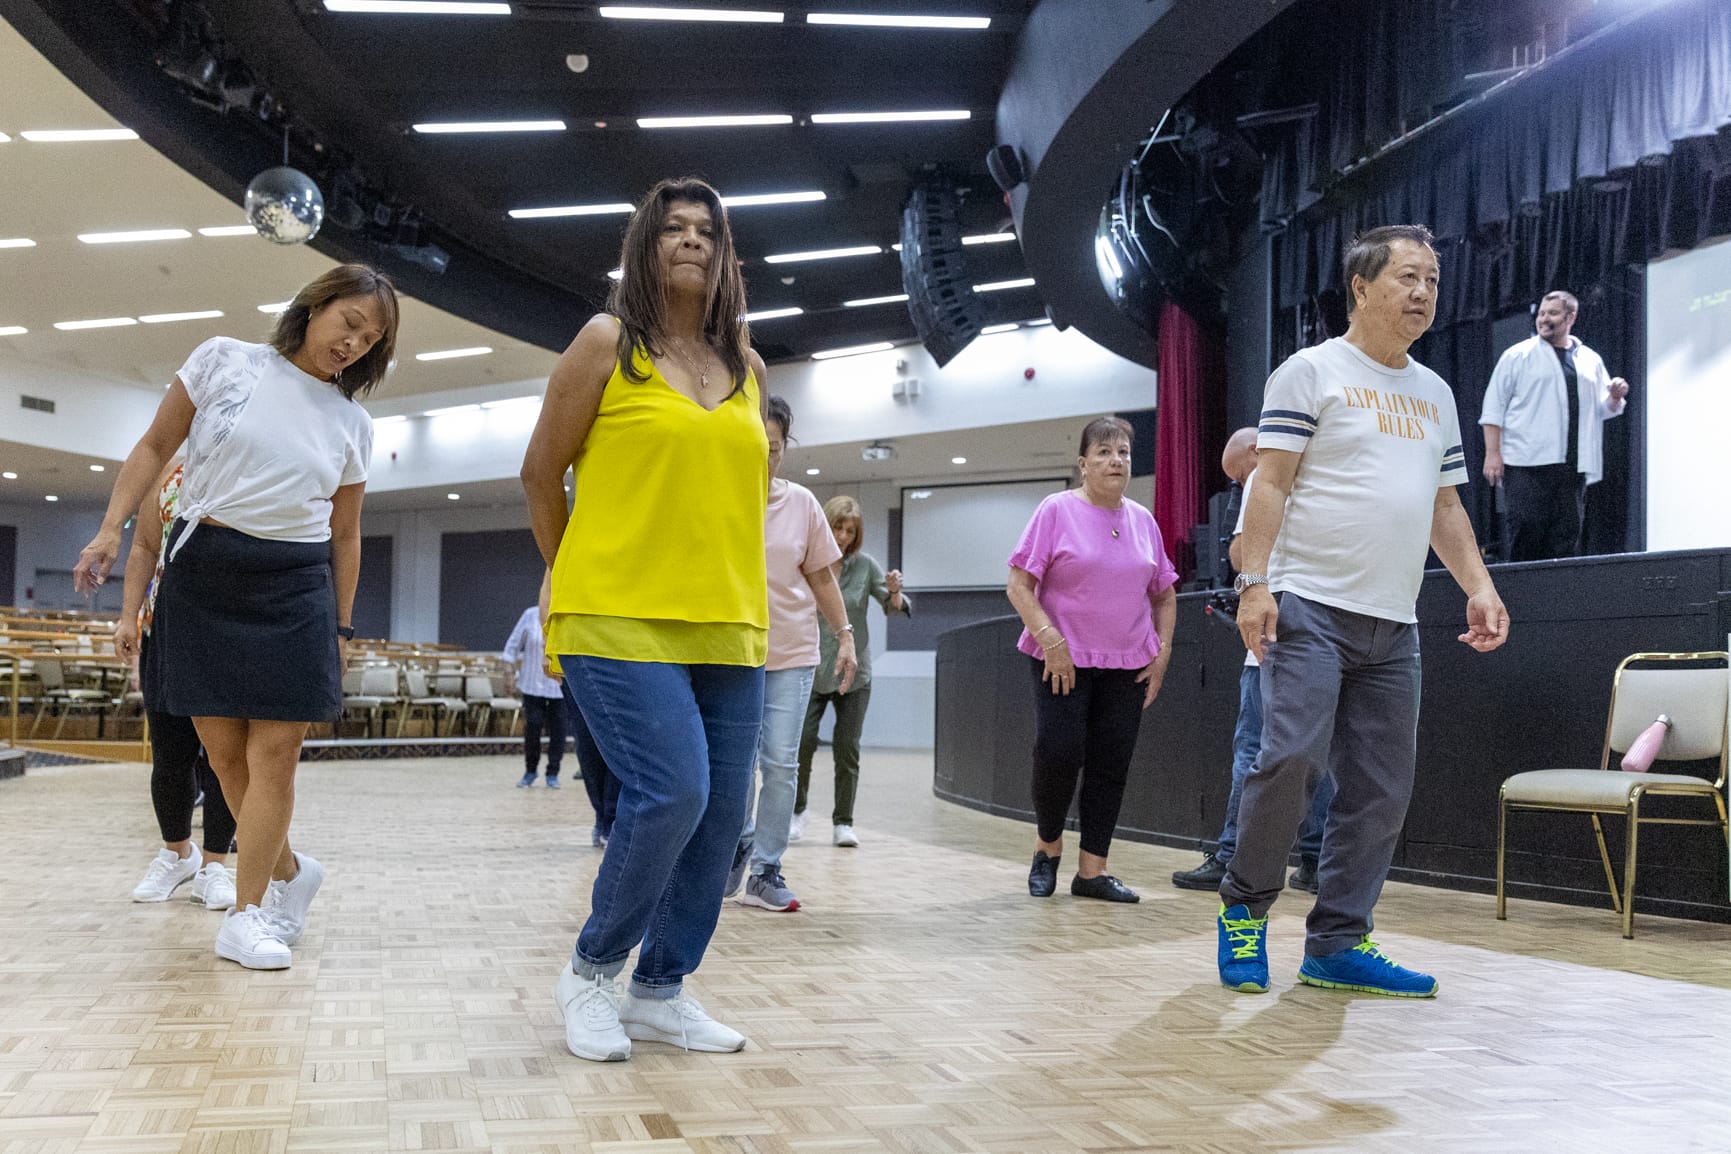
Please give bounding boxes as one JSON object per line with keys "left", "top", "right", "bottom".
{"left": 607, "top": 268, "right": 624, "bottom": 280}
{"left": 20, "top": 128, "right": 139, "bottom": 142}
{"left": 951, "top": 457, "right": 968, "bottom": 465}
{"left": 508, "top": 201, "right": 635, "bottom": 220}
{"left": 812, "top": 341, "right": 894, "bottom": 360}
{"left": 637, "top": 114, "right": 793, "bottom": 129}
{"left": 0, "top": 238, "right": 37, "bottom": 249}
{"left": 599, "top": 6, "right": 784, "bottom": 22}
{"left": 765, "top": 245, "right": 881, "bottom": 264}
{"left": 424, "top": 403, "right": 482, "bottom": 417}
{"left": 413, "top": 119, "right": 565, "bottom": 133}
{"left": 980, "top": 322, "right": 1019, "bottom": 335}
{"left": 197, "top": 225, "right": 257, "bottom": 237}
{"left": 88, "top": 464, "right": 106, "bottom": 472}
{"left": 807, "top": 12, "right": 990, "bottom": 29}
{"left": 374, "top": 414, "right": 408, "bottom": 424}
{"left": 325, "top": 1, "right": 510, "bottom": 12}
{"left": 962, "top": 232, "right": 1016, "bottom": 245}
{"left": 446, "top": 492, "right": 461, "bottom": 500}
{"left": 77, "top": 228, "right": 192, "bottom": 245}
{"left": 258, "top": 301, "right": 292, "bottom": 314}
{"left": 720, "top": 190, "right": 826, "bottom": 207}
{"left": 0, "top": 326, "right": 26, "bottom": 337}
{"left": 805, "top": 468, "right": 821, "bottom": 475}
{"left": 44, "top": 495, "right": 59, "bottom": 502}
{"left": 843, "top": 293, "right": 908, "bottom": 307}
{"left": 139, "top": 310, "right": 225, "bottom": 324}
{"left": 53, "top": 317, "right": 137, "bottom": 330}
{"left": 810, "top": 110, "right": 970, "bottom": 124}
{"left": 974, "top": 277, "right": 1037, "bottom": 293}
{"left": 415, "top": 346, "right": 493, "bottom": 361}
{"left": 0, "top": 472, "right": 15, "bottom": 479}
{"left": 744, "top": 307, "right": 803, "bottom": 322}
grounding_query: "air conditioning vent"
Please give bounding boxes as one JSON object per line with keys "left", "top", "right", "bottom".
{"left": 20, "top": 395, "right": 55, "bottom": 414}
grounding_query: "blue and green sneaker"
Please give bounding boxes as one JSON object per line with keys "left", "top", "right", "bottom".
{"left": 1218, "top": 903, "right": 1269, "bottom": 993}
{"left": 1298, "top": 937, "right": 1438, "bottom": 998}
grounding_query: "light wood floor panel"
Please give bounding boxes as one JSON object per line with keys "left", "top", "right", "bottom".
{"left": 2, "top": 752, "right": 1730, "bottom": 1152}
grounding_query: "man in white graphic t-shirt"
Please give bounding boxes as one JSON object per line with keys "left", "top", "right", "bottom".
{"left": 1217, "top": 224, "right": 1509, "bottom": 999}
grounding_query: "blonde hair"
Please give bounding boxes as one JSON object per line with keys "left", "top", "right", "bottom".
{"left": 824, "top": 494, "right": 864, "bottom": 557}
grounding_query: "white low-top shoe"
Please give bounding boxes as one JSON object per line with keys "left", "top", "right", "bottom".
{"left": 618, "top": 991, "right": 746, "bottom": 1053}
{"left": 832, "top": 824, "right": 860, "bottom": 848}
{"left": 214, "top": 906, "right": 292, "bottom": 970}
{"left": 132, "top": 846, "right": 200, "bottom": 902}
{"left": 787, "top": 811, "right": 807, "bottom": 842}
{"left": 554, "top": 966, "right": 630, "bottom": 1062}
{"left": 191, "top": 861, "right": 237, "bottom": 910}
{"left": 262, "top": 851, "right": 324, "bottom": 945}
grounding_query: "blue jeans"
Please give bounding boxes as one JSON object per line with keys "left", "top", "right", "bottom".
{"left": 561, "top": 655, "right": 765, "bottom": 999}
{"left": 740, "top": 665, "right": 815, "bottom": 874}
{"left": 1216, "top": 664, "right": 1335, "bottom": 865}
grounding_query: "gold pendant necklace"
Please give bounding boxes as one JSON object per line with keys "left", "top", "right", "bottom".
{"left": 669, "top": 337, "right": 710, "bottom": 393}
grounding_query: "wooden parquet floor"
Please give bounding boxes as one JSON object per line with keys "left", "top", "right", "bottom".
{"left": 1, "top": 750, "right": 1729, "bottom": 1154}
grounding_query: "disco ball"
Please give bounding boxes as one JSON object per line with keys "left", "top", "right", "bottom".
{"left": 244, "top": 166, "right": 324, "bottom": 245}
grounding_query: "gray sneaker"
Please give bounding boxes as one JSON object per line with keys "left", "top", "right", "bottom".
{"left": 738, "top": 869, "right": 800, "bottom": 912}
{"left": 723, "top": 839, "right": 752, "bottom": 899}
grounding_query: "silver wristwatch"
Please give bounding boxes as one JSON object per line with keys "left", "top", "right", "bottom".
{"left": 1233, "top": 572, "right": 1269, "bottom": 595}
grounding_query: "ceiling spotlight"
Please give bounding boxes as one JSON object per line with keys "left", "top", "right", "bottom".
{"left": 566, "top": 54, "right": 590, "bottom": 73}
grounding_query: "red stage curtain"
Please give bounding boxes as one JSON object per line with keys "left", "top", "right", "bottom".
{"left": 1153, "top": 301, "right": 1227, "bottom": 580}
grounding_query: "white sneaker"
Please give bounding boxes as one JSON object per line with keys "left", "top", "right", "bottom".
{"left": 554, "top": 966, "right": 630, "bottom": 1062}
{"left": 191, "top": 861, "right": 236, "bottom": 910}
{"left": 214, "top": 906, "right": 292, "bottom": 970}
{"left": 833, "top": 824, "right": 860, "bottom": 848}
{"left": 618, "top": 990, "right": 746, "bottom": 1053}
{"left": 788, "top": 811, "right": 807, "bottom": 842}
{"left": 261, "top": 851, "right": 324, "bottom": 946}
{"left": 132, "top": 846, "right": 200, "bottom": 902}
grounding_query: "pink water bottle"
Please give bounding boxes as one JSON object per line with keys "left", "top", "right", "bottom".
{"left": 1620, "top": 715, "right": 1672, "bottom": 773}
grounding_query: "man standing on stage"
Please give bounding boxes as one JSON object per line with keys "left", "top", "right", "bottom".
{"left": 1480, "top": 290, "right": 1631, "bottom": 561}
{"left": 1219, "top": 224, "right": 1509, "bottom": 998}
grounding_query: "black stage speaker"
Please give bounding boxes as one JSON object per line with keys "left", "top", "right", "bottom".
{"left": 901, "top": 180, "right": 986, "bottom": 368}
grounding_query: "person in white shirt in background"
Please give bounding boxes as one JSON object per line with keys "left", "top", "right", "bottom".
{"left": 504, "top": 602, "right": 571, "bottom": 790}
{"left": 1480, "top": 290, "right": 1631, "bottom": 561}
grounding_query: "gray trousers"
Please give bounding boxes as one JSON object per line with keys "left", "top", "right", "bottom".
{"left": 1219, "top": 592, "right": 1420, "bottom": 957}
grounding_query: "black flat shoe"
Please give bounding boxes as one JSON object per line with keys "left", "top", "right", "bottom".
{"left": 1071, "top": 873, "right": 1140, "bottom": 903}
{"left": 1028, "top": 850, "right": 1060, "bottom": 897}
{"left": 1171, "top": 853, "right": 1228, "bottom": 891}
{"left": 1288, "top": 861, "right": 1320, "bottom": 894}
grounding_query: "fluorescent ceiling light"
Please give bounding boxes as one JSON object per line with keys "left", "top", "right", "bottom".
{"left": 974, "top": 277, "right": 1036, "bottom": 292}
{"left": 980, "top": 322, "right": 1019, "bottom": 335}
{"left": 508, "top": 202, "right": 635, "bottom": 220}
{"left": 89, "top": 464, "right": 106, "bottom": 472}
{"left": 415, "top": 346, "right": 493, "bottom": 361}
{"left": 20, "top": 128, "right": 139, "bottom": 142}
{"left": 0, "top": 238, "right": 37, "bottom": 249}
{"left": 374, "top": 414, "right": 408, "bottom": 424}
{"left": 54, "top": 317, "right": 138, "bottom": 330}
{"left": 812, "top": 340, "right": 894, "bottom": 360}
{"left": 599, "top": 6, "right": 784, "bottom": 22}
{"left": 0, "top": 327, "right": 26, "bottom": 337}
{"left": 805, "top": 468, "right": 820, "bottom": 475}
{"left": 258, "top": 301, "right": 292, "bottom": 314}
{"left": 139, "top": 310, "right": 225, "bottom": 324}
{"left": 810, "top": 110, "right": 970, "bottom": 124}
{"left": 843, "top": 293, "right": 908, "bottom": 308}
{"left": 765, "top": 245, "right": 881, "bottom": 264}
{"left": 1, "top": 472, "right": 15, "bottom": 479}
{"left": 0, "top": 133, "right": 9, "bottom": 143}
{"left": 607, "top": 268, "right": 624, "bottom": 280}
{"left": 424, "top": 403, "right": 482, "bottom": 417}
{"left": 197, "top": 225, "right": 256, "bottom": 237}
{"left": 807, "top": 12, "right": 990, "bottom": 29}
{"left": 638, "top": 114, "right": 792, "bottom": 129}
{"left": 44, "top": 495, "right": 58, "bottom": 502}
{"left": 1024, "top": 317, "right": 1052, "bottom": 326}
{"left": 447, "top": 492, "right": 461, "bottom": 500}
{"left": 414, "top": 119, "right": 565, "bottom": 133}
{"left": 962, "top": 232, "right": 1016, "bottom": 245}
{"left": 720, "top": 190, "right": 825, "bottom": 207}
{"left": 324, "top": 1, "right": 510, "bottom": 13}
{"left": 744, "top": 307, "right": 803, "bottom": 321}
{"left": 951, "top": 457, "right": 967, "bottom": 464}
{"left": 78, "top": 228, "right": 192, "bottom": 244}
{"left": 480, "top": 395, "right": 541, "bottom": 409}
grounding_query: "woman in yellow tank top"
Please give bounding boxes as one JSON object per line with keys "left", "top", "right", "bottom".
{"left": 522, "top": 178, "right": 769, "bottom": 1064}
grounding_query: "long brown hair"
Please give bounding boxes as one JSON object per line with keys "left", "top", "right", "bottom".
{"left": 608, "top": 177, "right": 751, "bottom": 394}
{"left": 269, "top": 263, "right": 399, "bottom": 399}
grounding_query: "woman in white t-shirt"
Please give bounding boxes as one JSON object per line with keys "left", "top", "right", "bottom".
{"left": 76, "top": 263, "right": 398, "bottom": 971}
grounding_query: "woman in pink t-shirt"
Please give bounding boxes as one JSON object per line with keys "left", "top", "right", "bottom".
{"left": 1006, "top": 416, "right": 1179, "bottom": 902}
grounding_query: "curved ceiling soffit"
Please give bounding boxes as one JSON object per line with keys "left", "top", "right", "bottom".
{"left": 0, "top": 0, "right": 589, "bottom": 353}
{"left": 996, "top": 0, "right": 1302, "bottom": 369}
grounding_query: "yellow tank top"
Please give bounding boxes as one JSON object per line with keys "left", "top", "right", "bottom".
{"left": 545, "top": 342, "right": 768, "bottom": 666}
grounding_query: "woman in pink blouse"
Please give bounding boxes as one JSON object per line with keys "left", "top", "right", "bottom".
{"left": 1006, "top": 417, "right": 1179, "bottom": 902}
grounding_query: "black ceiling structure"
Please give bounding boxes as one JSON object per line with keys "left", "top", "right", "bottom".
{"left": 3, "top": 0, "right": 1041, "bottom": 362}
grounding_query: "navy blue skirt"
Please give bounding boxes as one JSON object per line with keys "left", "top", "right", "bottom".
{"left": 149, "top": 519, "right": 341, "bottom": 722}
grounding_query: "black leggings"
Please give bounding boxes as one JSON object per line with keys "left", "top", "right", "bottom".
{"left": 522, "top": 692, "right": 568, "bottom": 776}
{"left": 1028, "top": 658, "right": 1145, "bottom": 858}
{"left": 148, "top": 708, "right": 236, "bottom": 855}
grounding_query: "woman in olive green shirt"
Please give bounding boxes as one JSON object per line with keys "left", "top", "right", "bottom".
{"left": 793, "top": 495, "right": 911, "bottom": 846}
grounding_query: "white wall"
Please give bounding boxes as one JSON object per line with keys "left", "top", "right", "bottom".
{"left": 2, "top": 361, "right": 162, "bottom": 460}
{"left": 0, "top": 499, "right": 133, "bottom": 612}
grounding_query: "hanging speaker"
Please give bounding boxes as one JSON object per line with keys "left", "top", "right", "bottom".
{"left": 901, "top": 179, "right": 986, "bottom": 368}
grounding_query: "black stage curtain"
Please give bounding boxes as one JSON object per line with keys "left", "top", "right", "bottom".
{"left": 1263, "top": 0, "right": 1731, "bottom": 555}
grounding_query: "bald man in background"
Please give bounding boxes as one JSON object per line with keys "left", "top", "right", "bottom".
{"left": 1171, "top": 427, "right": 1335, "bottom": 894}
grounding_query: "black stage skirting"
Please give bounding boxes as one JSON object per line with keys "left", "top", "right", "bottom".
{"left": 934, "top": 548, "right": 1731, "bottom": 924}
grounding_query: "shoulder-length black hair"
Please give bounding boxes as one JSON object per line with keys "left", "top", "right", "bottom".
{"left": 269, "top": 263, "right": 400, "bottom": 399}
